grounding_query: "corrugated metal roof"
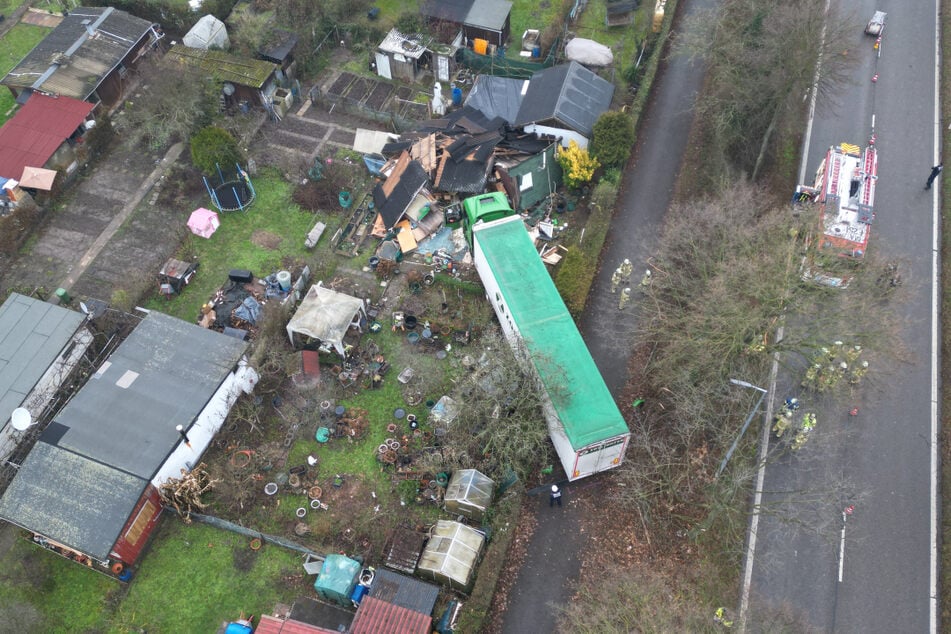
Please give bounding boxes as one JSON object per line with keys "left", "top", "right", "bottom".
{"left": 1, "top": 7, "right": 154, "bottom": 100}
{"left": 473, "top": 216, "right": 629, "bottom": 447}
{"left": 350, "top": 596, "right": 432, "bottom": 634}
{"left": 0, "top": 293, "right": 85, "bottom": 430}
{"left": 514, "top": 61, "right": 615, "bottom": 138}
{"left": 0, "top": 93, "right": 94, "bottom": 178}
{"left": 167, "top": 44, "right": 277, "bottom": 89}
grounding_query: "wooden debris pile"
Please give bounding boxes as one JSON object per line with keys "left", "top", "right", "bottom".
{"left": 159, "top": 462, "right": 219, "bottom": 523}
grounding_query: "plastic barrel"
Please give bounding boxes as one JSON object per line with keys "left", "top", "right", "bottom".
{"left": 532, "top": 45, "right": 541, "bottom": 58}
{"left": 276, "top": 270, "right": 292, "bottom": 291}
{"left": 452, "top": 87, "right": 463, "bottom": 106}
{"left": 55, "top": 288, "right": 71, "bottom": 304}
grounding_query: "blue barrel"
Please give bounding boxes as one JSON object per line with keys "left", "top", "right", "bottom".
{"left": 451, "top": 87, "right": 463, "bottom": 106}
{"left": 532, "top": 45, "right": 541, "bottom": 58}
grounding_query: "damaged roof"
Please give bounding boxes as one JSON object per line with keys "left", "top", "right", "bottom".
{"left": 373, "top": 153, "right": 429, "bottom": 229}
{"left": 1, "top": 7, "right": 155, "bottom": 100}
{"left": 515, "top": 61, "right": 615, "bottom": 138}
{"left": 464, "top": 75, "right": 527, "bottom": 124}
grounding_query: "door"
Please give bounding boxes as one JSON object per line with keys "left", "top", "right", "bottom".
{"left": 375, "top": 52, "right": 391, "bottom": 80}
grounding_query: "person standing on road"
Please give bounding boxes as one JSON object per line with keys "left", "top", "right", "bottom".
{"left": 618, "top": 287, "right": 632, "bottom": 310}
{"left": 925, "top": 164, "right": 942, "bottom": 189}
{"left": 550, "top": 485, "right": 562, "bottom": 507}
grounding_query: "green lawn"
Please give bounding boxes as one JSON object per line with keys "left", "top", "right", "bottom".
{"left": 145, "top": 170, "right": 341, "bottom": 322}
{"left": 0, "top": 23, "right": 50, "bottom": 123}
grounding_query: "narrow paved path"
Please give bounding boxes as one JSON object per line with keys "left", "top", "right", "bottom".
{"left": 500, "top": 0, "right": 714, "bottom": 630}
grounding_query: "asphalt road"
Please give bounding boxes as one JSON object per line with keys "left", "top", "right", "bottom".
{"left": 500, "top": 0, "right": 715, "bottom": 631}
{"left": 745, "top": 1, "right": 940, "bottom": 632}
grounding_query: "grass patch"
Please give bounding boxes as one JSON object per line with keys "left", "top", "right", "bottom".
{"left": 0, "top": 23, "right": 51, "bottom": 123}
{"left": 109, "top": 520, "right": 304, "bottom": 633}
{"left": 555, "top": 181, "right": 617, "bottom": 314}
{"left": 144, "top": 169, "right": 340, "bottom": 321}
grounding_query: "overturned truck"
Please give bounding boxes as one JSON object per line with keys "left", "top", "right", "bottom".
{"left": 464, "top": 193, "right": 629, "bottom": 480}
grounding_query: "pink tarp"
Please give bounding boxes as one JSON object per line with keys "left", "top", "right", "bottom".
{"left": 187, "top": 207, "right": 220, "bottom": 238}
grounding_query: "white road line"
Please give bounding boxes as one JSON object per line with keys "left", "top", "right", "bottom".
{"left": 930, "top": 0, "right": 941, "bottom": 630}
{"left": 838, "top": 512, "right": 847, "bottom": 583}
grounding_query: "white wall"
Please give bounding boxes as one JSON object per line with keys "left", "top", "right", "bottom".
{"left": 522, "top": 124, "right": 589, "bottom": 150}
{"left": 152, "top": 359, "right": 258, "bottom": 485}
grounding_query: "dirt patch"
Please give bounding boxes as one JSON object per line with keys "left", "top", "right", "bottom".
{"left": 329, "top": 72, "right": 357, "bottom": 97}
{"left": 366, "top": 83, "right": 393, "bottom": 110}
{"left": 346, "top": 78, "right": 371, "bottom": 102}
{"left": 252, "top": 230, "right": 283, "bottom": 250}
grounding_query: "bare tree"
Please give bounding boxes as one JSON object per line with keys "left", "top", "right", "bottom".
{"left": 675, "top": 0, "right": 858, "bottom": 179}
{"left": 444, "top": 329, "right": 563, "bottom": 482}
{"left": 120, "top": 58, "right": 219, "bottom": 151}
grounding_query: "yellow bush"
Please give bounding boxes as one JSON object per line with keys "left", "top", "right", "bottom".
{"left": 557, "top": 140, "right": 600, "bottom": 189}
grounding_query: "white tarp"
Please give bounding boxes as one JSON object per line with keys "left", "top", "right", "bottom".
{"left": 286, "top": 285, "right": 366, "bottom": 357}
{"left": 183, "top": 15, "right": 229, "bottom": 50}
{"left": 565, "top": 38, "right": 614, "bottom": 67}
{"left": 353, "top": 128, "right": 398, "bottom": 154}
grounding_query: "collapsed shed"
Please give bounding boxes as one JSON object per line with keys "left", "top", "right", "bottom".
{"left": 286, "top": 285, "right": 366, "bottom": 356}
{"left": 416, "top": 519, "right": 485, "bottom": 591}
{"left": 443, "top": 469, "right": 494, "bottom": 521}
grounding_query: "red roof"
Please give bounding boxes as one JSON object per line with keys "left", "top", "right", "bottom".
{"left": 349, "top": 597, "right": 432, "bottom": 634}
{"left": 0, "top": 93, "right": 94, "bottom": 179}
{"left": 254, "top": 615, "right": 339, "bottom": 634}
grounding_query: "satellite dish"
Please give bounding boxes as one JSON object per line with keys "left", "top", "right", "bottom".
{"left": 11, "top": 408, "right": 32, "bottom": 431}
{"left": 222, "top": 82, "right": 236, "bottom": 96}
{"left": 79, "top": 301, "right": 89, "bottom": 315}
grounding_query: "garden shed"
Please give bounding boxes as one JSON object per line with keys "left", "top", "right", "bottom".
{"left": 416, "top": 520, "right": 485, "bottom": 591}
{"left": 286, "top": 284, "right": 367, "bottom": 357}
{"left": 183, "top": 14, "right": 229, "bottom": 50}
{"left": 444, "top": 469, "right": 494, "bottom": 521}
{"left": 0, "top": 7, "right": 162, "bottom": 106}
{"left": 375, "top": 29, "right": 429, "bottom": 82}
{"left": 420, "top": 0, "right": 512, "bottom": 48}
{"left": 0, "top": 293, "right": 92, "bottom": 462}
{"left": 314, "top": 554, "right": 361, "bottom": 606}
{"left": 514, "top": 61, "right": 615, "bottom": 149}
{"left": 0, "top": 311, "right": 256, "bottom": 571}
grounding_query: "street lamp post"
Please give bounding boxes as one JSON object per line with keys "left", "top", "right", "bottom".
{"left": 716, "top": 379, "right": 768, "bottom": 478}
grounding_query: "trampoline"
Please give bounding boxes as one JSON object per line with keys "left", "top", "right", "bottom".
{"left": 203, "top": 163, "right": 256, "bottom": 212}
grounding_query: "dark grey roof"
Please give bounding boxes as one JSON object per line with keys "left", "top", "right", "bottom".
{"left": 1, "top": 7, "right": 155, "bottom": 100}
{"left": 466, "top": 0, "right": 512, "bottom": 31}
{"left": 52, "top": 311, "right": 248, "bottom": 480}
{"left": 259, "top": 29, "right": 298, "bottom": 64}
{"left": 420, "top": 0, "right": 472, "bottom": 23}
{"left": 464, "top": 75, "right": 527, "bottom": 124}
{"left": 0, "top": 293, "right": 85, "bottom": 426}
{"left": 373, "top": 160, "right": 429, "bottom": 229}
{"left": 420, "top": 0, "right": 511, "bottom": 32}
{"left": 370, "top": 568, "right": 440, "bottom": 616}
{"left": 0, "top": 441, "right": 145, "bottom": 560}
{"left": 514, "top": 61, "right": 615, "bottom": 138}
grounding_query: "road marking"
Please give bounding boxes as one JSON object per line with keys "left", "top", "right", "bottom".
{"left": 930, "top": 0, "right": 941, "bottom": 629}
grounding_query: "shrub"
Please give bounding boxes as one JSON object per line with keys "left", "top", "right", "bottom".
{"left": 591, "top": 111, "right": 636, "bottom": 169}
{"left": 554, "top": 245, "right": 588, "bottom": 315}
{"left": 190, "top": 127, "right": 245, "bottom": 176}
{"left": 556, "top": 141, "right": 600, "bottom": 190}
